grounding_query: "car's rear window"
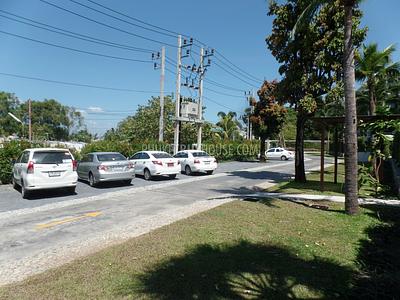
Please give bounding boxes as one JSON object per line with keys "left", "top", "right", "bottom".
{"left": 152, "top": 152, "right": 172, "bottom": 159}
{"left": 33, "top": 151, "right": 72, "bottom": 164}
{"left": 97, "top": 153, "right": 126, "bottom": 162}
{"left": 192, "top": 151, "right": 210, "bottom": 157}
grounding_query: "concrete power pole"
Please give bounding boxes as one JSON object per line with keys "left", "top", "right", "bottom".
{"left": 173, "top": 35, "right": 182, "bottom": 154}
{"left": 159, "top": 46, "right": 165, "bottom": 142}
{"left": 28, "top": 99, "right": 32, "bottom": 142}
{"left": 197, "top": 48, "right": 204, "bottom": 151}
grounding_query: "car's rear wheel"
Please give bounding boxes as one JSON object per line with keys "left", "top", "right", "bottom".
{"left": 206, "top": 170, "right": 213, "bottom": 175}
{"left": 21, "top": 180, "right": 30, "bottom": 199}
{"left": 280, "top": 155, "right": 287, "bottom": 161}
{"left": 168, "top": 174, "right": 176, "bottom": 179}
{"left": 89, "top": 173, "right": 96, "bottom": 187}
{"left": 185, "top": 165, "right": 192, "bottom": 176}
{"left": 144, "top": 169, "right": 152, "bottom": 181}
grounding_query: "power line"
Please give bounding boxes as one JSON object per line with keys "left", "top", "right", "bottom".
{"left": 0, "top": 10, "right": 154, "bottom": 53}
{"left": 204, "top": 78, "right": 245, "bottom": 93}
{"left": 0, "top": 30, "right": 152, "bottom": 63}
{"left": 213, "top": 55, "right": 262, "bottom": 85}
{"left": 213, "top": 61, "right": 260, "bottom": 88}
{"left": 203, "top": 96, "right": 240, "bottom": 113}
{"left": 214, "top": 50, "right": 264, "bottom": 82}
{"left": 0, "top": 72, "right": 159, "bottom": 93}
{"left": 39, "top": 0, "right": 176, "bottom": 47}
{"left": 204, "top": 87, "right": 244, "bottom": 99}
{"left": 69, "top": 0, "right": 177, "bottom": 39}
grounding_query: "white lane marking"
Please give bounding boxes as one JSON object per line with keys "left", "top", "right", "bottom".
{"left": 0, "top": 161, "right": 296, "bottom": 220}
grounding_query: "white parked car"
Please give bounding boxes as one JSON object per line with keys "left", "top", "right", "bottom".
{"left": 129, "top": 151, "right": 180, "bottom": 180}
{"left": 174, "top": 150, "right": 217, "bottom": 175}
{"left": 12, "top": 148, "right": 78, "bottom": 199}
{"left": 265, "top": 147, "right": 294, "bottom": 160}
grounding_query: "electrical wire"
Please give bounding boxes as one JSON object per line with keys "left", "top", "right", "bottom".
{"left": 39, "top": 0, "right": 176, "bottom": 47}
{"left": 69, "top": 0, "right": 177, "bottom": 39}
{"left": 0, "top": 72, "right": 159, "bottom": 93}
{"left": 0, "top": 30, "right": 151, "bottom": 63}
{"left": 204, "top": 87, "right": 244, "bottom": 99}
{"left": 213, "top": 61, "right": 259, "bottom": 88}
{"left": 0, "top": 10, "right": 154, "bottom": 53}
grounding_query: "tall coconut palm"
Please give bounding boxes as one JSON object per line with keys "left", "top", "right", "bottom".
{"left": 356, "top": 43, "right": 400, "bottom": 115}
{"left": 215, "top": 111, "right": 242, "bottom": 141}
{"left": 293, "top": 0, "right": 360, "bottom": 215}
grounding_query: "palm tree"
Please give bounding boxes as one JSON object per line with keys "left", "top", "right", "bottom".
{"left": 294, "top": 0, "right": 360, "bottom": 214}
{"left": 215, "top": 111, "right": 242, "bottom": 141}
{"left": 356, "top": 43, "right": 400, "bottom": 115}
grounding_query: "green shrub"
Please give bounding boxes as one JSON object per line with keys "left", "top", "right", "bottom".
{"left": 0, "top": 140, "right": 35, "bottom": 184}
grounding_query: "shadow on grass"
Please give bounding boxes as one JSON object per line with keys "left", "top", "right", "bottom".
{"left": 119, "top": 241, "right": 352, "bottom": 299}
{"left": 273, "top": 180, "right": 344, "bottom": 195}
{"left": 351, "top": 205, "right": 400, "bottom": 299}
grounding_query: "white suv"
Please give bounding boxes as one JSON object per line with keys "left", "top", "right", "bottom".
{"left": 12, "top": 148, "right": 78, "bottom": 198}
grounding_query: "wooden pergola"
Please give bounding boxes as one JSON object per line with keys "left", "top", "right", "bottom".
{"left": 311, "top": 114, "right": 400, "bottom": 191}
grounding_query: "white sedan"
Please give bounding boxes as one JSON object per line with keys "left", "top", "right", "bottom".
{"left": 174, "top": 150, "right": 217, "bottom": 175}
{"left": 265, "top": 147, "right": 294, "bottom": 160}
{"left": 129, "top": 151, "right": 180, "bottom": 180}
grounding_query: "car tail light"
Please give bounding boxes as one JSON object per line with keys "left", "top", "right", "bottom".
{"left": 214, "top": 159, "right": 217, "bottom": 163}
{"left": 27, "top": 161, "right": 34, "bottom": 174}
{"left": 97, "top": 165, "right": 109, "bottom": 171}
{"left": 194, "top": 159, "right": 200, "bottom": 164}
{"left": 152, "top": 160, "right": 163, "bottom": 166}
{"left": 72, "top": 160, "right": 77, "bottom": 171}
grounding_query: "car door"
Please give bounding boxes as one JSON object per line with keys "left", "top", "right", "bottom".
{"left": 173, "top": 152, "right": 185, "bottom": 171}
{"left": 13, "top": 152, "right": 26, "bottom": 183}
{"left": 77, "top": 154, "right": 89, "bottom": 179}
{"left": 266, "top": 148, "right": 276, "bottom": 160}
{"left": 140, "top": 152, "right": 151, "bottom": 174}
{"left": 130, "top": 152, "right": 143, "bottom": 175}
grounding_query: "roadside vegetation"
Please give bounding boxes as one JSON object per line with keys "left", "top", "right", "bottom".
{"left": 1, "top": 199, "right": 398, "bottom": 299}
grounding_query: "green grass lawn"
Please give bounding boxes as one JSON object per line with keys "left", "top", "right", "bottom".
{"left": 1, "top": 199, "right": 399, "bottom": 299}
{"left": 267, "top": 164, "right": 375, "bottom": 197}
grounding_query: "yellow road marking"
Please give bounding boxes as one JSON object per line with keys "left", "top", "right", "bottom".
{"left": 36, "top": 211, "right": 102, "bottom": 230}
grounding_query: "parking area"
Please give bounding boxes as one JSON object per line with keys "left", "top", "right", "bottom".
{"left": 0, "top": 160, "right": 285, "bottom": 212}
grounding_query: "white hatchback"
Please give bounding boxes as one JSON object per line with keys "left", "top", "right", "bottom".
{"left": 174, "top": 150, "right": 218, "bottom": 175}
{"left": 12, "top": 148, "right": 78, "bottom": 198}
{"left": 129, "top": 151, "right": 180, "bottom": 180}
{"left": 265, "top": 147, "right": 294, "bottom": 160}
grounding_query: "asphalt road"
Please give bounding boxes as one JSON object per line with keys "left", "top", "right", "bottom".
{"left": 1, "top": 160, "right": 296, "bottom": 213}
{"left": 0, "top": 156, "right": 327, "bottom": 285}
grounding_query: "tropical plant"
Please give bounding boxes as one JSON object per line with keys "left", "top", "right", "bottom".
{"left": 291, "top": 0, "right": 366, "bottom": 215}
{"left": 356, "top": 43, "right": 400, "bottom": 115}
{"left": 250, "top": 80, "right": 287, "bottom": 162}
{"left": 215, "top": 111, "right": 242, "bottom": 141}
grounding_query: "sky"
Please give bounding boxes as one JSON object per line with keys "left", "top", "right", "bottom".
{"left": 0, "top": 0, "right": 399, "bottom": 136}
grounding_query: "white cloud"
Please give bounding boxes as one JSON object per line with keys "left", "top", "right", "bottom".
{"left": 87, "top": 106, "right": 104, "bottom": 113}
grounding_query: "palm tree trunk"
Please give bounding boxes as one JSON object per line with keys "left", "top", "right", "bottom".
{"left": 295, "top": 115, "right": 306, "bottom": 182}
{"left": 343, "top": 0, "right": 359, "bottom": 215}
{"left": 368, "top": 81, "right": 376, "bottom": 115}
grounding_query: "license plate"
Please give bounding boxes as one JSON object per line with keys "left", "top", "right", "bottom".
{"left": 167, "top": 163, "right": 174, "bottom": 167}
{"left": 113, "top": 167, "right": 123, "bottom": 171}
{"left": 204, "top": 161, "right": 210, "bottom": 165}
{"left": 48, "top": 171, "right": 61, "bottom": 177}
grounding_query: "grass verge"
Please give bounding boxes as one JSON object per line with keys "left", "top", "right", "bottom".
{"left": 1, "top": 199, "right": 399, "bottom": 299}
{"left": 267, "top": 164, "right": 375, "bottom": 197}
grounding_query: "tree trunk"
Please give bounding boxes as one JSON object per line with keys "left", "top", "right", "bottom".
{"left": 295, "top": 115, "right": 306, "bottom": 182}
{"left": 260, "top": 137, "right": 266, "bottom": 162}
{"left": 343, "top": 1, "right": 359, "bottom": 215}
{"left": 368, "top": 81, "right": 376, "bottom": 115}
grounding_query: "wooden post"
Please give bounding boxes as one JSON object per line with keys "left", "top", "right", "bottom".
{"left": 334, "top": 127, "right": 338, "bottom": 184}
{"left": 320, "top": 126, "right": 326, "bottom": 192}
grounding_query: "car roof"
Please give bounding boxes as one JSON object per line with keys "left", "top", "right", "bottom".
{"left": 87, "top": 152, "right": 122, "bottom": 155}
{"left": 141, "top": 151, "right": 169, "bottom": 154}
{"left": 25, "top": 148, "right": 71, "bottom": 152}
{"left": 178, "top": 150, "right": 207, "bottom": 153}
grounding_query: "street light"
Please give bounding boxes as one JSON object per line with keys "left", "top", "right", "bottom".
{"left": 7, "top": 112, "right": 25, "bottom": 139}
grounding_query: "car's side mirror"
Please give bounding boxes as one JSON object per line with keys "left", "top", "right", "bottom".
{"left": 11, "top": 159, "right": 16, "bottom": 165}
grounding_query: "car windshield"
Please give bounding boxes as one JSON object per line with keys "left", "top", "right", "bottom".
{"left": 152, "top": 152, "right": 172, "bottom": 159}
{"left": 97, "top": 153, "right": 126, "bottom": 162}
{"left": 33, "top": 151, "right": 72, "bottom": 164}
{"left": 192, "top": 151, "right": 210, "bottom": 157}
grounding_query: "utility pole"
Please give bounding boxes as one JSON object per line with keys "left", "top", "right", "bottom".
{"left": 159, "top": 46, "right": 165, "bottom": 142}
{"left": 173, "top": 35, "right": 182, "bottom": 154}
{"left": 197, "top": 48, "right": 204, "bottom": 151}
{"left": 250, "top": 89, "right": 255, "bottom": 140}
{"left": 28, "top": 99, "right": 32, "bottom": 142}
{"left": 245, "top": 91, "right": 252, "bottom": 140}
